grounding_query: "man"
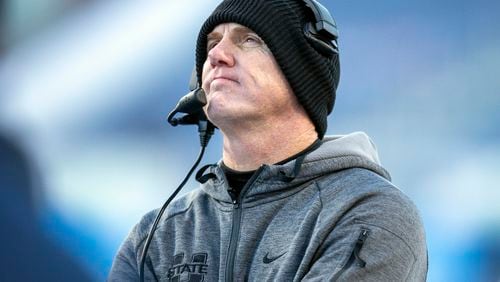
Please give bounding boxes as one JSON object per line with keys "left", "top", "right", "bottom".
{"left": 109, "top": 0, "right": 428, "bottom": 281}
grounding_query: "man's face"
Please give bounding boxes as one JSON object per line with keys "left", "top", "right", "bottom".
{"left": 202, "top": 23, "right": 297, "bottom": 129}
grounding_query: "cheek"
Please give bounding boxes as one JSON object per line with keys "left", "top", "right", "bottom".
{"left": 250, "top": 63, "right": 282, "bottom": 92}
{"left": 251, "top": 57, "right": 294, "bottom": 105}
{"left": 247, "top": 51, "right": 281, "bottom": 87}
{"left": 201, "top": 61, "right": 211, "bottom": 91}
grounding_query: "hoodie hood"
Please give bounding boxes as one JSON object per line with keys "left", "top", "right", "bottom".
{"left": 298, "top": 131, "right": 390, "bottom": 180}
{"left": 199, "top": 132, "right": 391, "bottom": 204}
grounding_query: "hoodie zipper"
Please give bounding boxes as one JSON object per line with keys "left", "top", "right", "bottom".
{"left": 331, "top": 228, "right": 369, "bottom": 281}
{"left": 225, "top": 166, "right": 265, "bottom": 282}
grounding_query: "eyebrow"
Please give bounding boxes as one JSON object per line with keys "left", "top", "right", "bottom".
{"left": 207, "top": 26, "right": 257, "bottom": 41}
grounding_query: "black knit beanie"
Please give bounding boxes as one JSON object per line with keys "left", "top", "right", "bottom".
{"left": 195, "top": 0, "right": 340, "bottom": 139}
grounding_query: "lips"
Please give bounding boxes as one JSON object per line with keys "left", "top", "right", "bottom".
{"left": 213, "top": 76, "right": 235, "bottom": 82}
{"left": 203, "top": 70, "right": 239, "bottom": 93}
{"left": 211, "top": 73, "right": 238, "bottom": 84}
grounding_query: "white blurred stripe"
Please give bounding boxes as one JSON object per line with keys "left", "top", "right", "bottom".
{"left": 0, "top": 0, "right": 218, "bottom": 136}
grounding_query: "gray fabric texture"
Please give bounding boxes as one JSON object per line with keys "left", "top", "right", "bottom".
{"left": 108, "top": 132, "right": 427, "bottom": 281}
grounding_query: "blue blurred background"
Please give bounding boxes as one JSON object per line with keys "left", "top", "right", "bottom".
{"left": 0, "top": 0, "right": 499, "bottom": 281}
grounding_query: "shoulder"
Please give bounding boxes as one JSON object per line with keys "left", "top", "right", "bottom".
{"left": 109, "top": 187, "right": 214, "bottom": 280}
{"left": 317, "top": 168, "right": 426, "bottom": 261}
{"left": 316, "top": 167, "right": 420, "bottom": 220}
{"left": 141, "top": 188, "right": 208, "bottom": 233}
{"left": 124, "top": 188, "right": 208, "bottom": 251}
{"left": 317, "top": 167, "right": 424, "bottom": 233}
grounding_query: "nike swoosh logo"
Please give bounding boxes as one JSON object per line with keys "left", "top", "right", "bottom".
{"left": 263, "top": 251, "right": 287, "bottom": 264}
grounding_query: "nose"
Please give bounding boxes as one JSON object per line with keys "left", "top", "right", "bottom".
{"left": 207, "top": 38, "right": 235, "bottom": 68}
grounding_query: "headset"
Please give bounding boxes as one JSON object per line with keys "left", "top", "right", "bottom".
{"left": 140, "top": 1, "right": 338, "bottom": 280}
{"left": 303, "top": 0, "right": 339, "bottom": 56}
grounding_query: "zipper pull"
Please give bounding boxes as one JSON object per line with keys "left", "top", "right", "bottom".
{"left": 353, "top": 229, "right": 369, "bottom": 267}
{"left": 357, "top": 229, "right": 369, "bottom": 243}
{"left": 228, "top": 189, "right": 239, "bottom": 209}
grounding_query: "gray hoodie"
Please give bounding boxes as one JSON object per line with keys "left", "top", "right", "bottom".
{"left": 109, "top": 132, "right": 427, "bottom": 281}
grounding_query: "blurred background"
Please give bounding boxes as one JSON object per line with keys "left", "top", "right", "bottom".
{"left": 0, "top": 0, "right": 499, "bottom": 281}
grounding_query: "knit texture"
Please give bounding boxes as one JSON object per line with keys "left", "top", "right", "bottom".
{"left": 195, "top": 0, "right": 340, "bottom": 139}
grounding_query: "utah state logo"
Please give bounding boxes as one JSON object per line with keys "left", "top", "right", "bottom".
{"left": 167, "top": 253, "right": 208, "bottom": 282}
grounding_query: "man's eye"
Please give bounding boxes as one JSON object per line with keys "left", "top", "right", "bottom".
{"left": 242, "top": 35, "right": 261, "bottom": 46}
{"left": 207, "top": 41, "right": 219, "bottom": 51}
{"left": 245, "top": 37, "right": 257, "bottom": 43}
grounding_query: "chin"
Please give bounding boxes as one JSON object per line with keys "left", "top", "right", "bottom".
{"left": 206, "top": 106, "right": 245, "bottom": 128}
{"left": 205, "top": 102, "right": 226, "bottom": 124}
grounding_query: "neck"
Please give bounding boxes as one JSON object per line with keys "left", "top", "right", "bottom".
{"left": 221, "top": 120, "right": 318, "bottom": 172}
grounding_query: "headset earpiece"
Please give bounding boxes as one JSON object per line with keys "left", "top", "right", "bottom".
{"left": 302, "top": 0, "right": 339, "bottom": 57}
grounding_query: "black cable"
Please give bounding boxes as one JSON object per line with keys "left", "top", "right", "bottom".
{"left": 139, "top": 120, "right": 214, "bottom": 281}
{"left": 139, "top": 145, "right": 205, "bottom": 281}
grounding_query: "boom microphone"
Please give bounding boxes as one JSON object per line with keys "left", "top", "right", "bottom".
{"left": 167, "top": 87, "right": 207, "bottom": 126}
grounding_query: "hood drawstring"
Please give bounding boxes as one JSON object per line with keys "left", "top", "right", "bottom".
{"left": 196, "top": 164, "right": 218, "bottom": 184}
{"left": 279, "top": 153, "right": 307, "bottom": 182}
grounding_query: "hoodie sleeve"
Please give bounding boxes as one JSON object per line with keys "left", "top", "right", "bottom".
{"left": 108, "top": 210, "right": 158, "bottom": 282}
{"left": 303, "top": 223, "right": 426, "bottom": 281}
{"left": 302, "top": 180, "right": 428, "bottom": 281}
{"left": 108, "top": 236, "right": 140, "bottom": 282}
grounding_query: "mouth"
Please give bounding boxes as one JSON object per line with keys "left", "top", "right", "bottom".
{"left": 212, "top": 74, "right": 238, "bottom": 84}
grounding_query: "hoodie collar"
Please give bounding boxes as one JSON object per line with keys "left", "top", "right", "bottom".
{"left": 198, "top": 132, "right": 390, "bottom": 204}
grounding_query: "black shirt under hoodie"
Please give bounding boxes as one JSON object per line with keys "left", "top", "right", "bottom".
{"left": 221, "top": 139, "right": 321, "bottom": 199}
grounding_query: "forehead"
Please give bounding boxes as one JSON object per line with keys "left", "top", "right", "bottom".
{"left": 207, "top": 22, "right": 256, "bottom": 38}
